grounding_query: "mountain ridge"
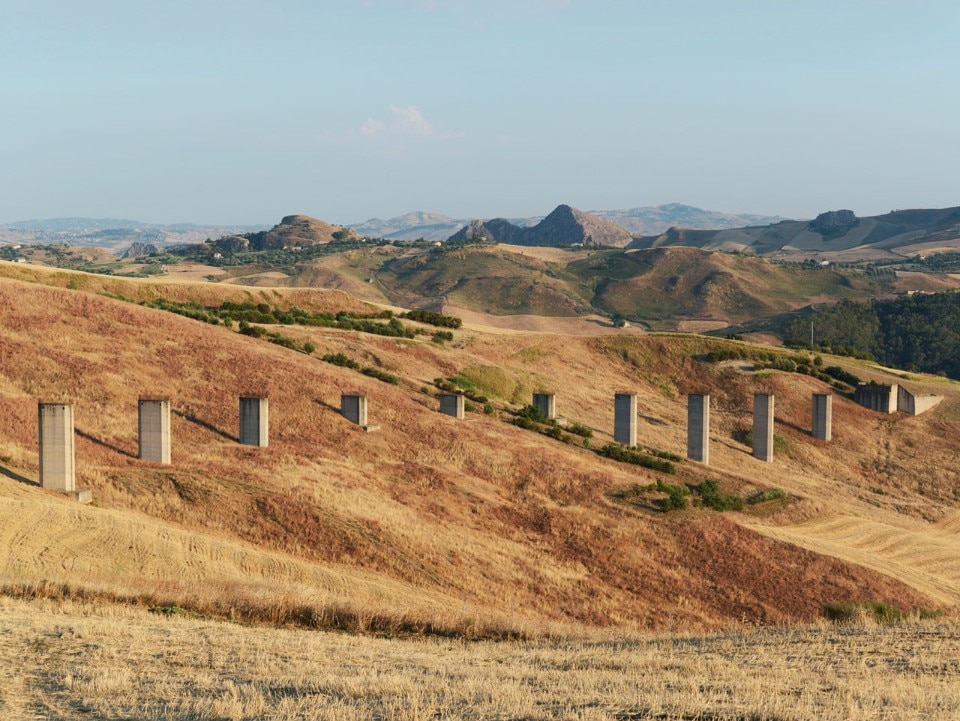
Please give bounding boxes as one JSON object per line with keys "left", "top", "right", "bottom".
{"left": 348, "top": 204, "right": 785, "bottom": 240}
{"left": 448, "top": 204, "right": 635, "bottom": 248}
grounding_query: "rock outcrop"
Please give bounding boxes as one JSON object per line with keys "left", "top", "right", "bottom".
{"left": 120, "top": 242, "right": 160, "bottom": 259}
{"left": 447, "top": 204, "right": 634, "bottom": 248}
{"left": 212, "top": 215, "right": 358, "bottom": 252}
{"left": 810, "top": 210, "right": 859, "bottom": 237}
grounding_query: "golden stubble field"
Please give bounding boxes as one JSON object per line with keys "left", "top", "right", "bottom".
{"left": 3, "top": 596, "right": 959, "bottom": 720}
{"left": 2, "top": 262, "right": 960, "bottom": 638}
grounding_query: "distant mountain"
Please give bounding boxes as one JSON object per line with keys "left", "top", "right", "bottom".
{"left": 0, "top": 217, "right": 269, "bottom": 252}
{"left": 593, "top": 203, "right": 784, "bottom": 235}
{"left": 448, "top": 204, "right": 634, "bottom": 248}
{"left": 630, "top": 206, "right": 960, "bottom": 260}
{"left": 212, "top": 215, "right": 358, "bottom": 252}
{"left": 348, "top": 212, "right": 464, "bottom": 241}
{"left": 349, "top": 204, "right": 786, "bottom": 241}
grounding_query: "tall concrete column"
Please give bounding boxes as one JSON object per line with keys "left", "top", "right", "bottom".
{"left": 532, "top": 393, "right": 556, "bottom": 420}
{"left": 138, "top": 398, "right": 171, "bottom": 464}
{"left": 687, "top": 394, "right": 710, "bottom": 464}
{"left": 812, "top": 393, "right": 832, "bottom": 442}
{"left": 38, "top": 403, "right": 75, "bottom": 491}
{"left": 240, "top": 396, "right": 269, "bottom": 447}
{"left": 614, "top": 392, "right": 637, "bottom": 446}
{"left": 341, "top": 393, "right": 368, "bottom": 426}
{"left": 753, "top": 393, "right": 774, "bottom": 462}
{"left": 439, "top": 393, "right": 465, "bottom": 419}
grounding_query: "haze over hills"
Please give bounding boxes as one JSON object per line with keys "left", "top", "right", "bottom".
{"left": 347, "top": 204, "right": 785, "bottom": 241}
{"left": 0, "top": 217, "right": 269, "bottom": 253}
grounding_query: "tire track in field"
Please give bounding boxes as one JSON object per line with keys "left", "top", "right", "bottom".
{"left": 0, "top": 491, "right": 454, "bottom": 612}
{"left": 753, "top": 514, "right": 960, "bottom": 606}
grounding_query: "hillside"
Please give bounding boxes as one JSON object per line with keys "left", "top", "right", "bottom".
{"left": 10, "top": 238, "right": 954, "bottom": 334}
{"left": 3, "top": 262, "right": 960, "bottom": 637}
{"left": 363, "top": 244, "right": 895, "bottom": 329}
{"left": 571, "top": 247, "right": 883, "bottom": 326}
{"left": 633, "top": 206, "right": 960, "bottom": 261}
{"left": 449, "top": 204, "right": 635, "bottom": 248}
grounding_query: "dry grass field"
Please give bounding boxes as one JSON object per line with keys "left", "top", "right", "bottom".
{"left": 3, "top": 596, "right": 959, "bottom": 720}
{"left": 4, "top": 260, "right": 960, "bottom": 716}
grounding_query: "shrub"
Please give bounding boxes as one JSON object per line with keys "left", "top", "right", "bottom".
{"left": 483, "top": 403, "right": 494, "bottom": 415}
{"left": 566, "top": 422, "right": 593, "bottom": 439}
{"left": 302, "top": 342, "right": 316, "bottom": 354}
{"left": 361, "top": 367, "right": 400, "bottom": 385}
{"left": 322, "top": 353, "right": 361, "bottom": 369}
{"left": 823, "top": 365, "right": 861, "bottom": 386}
{"left": 823, "top": 601, "right": 906, "bottom": 624}
{"left": 516, "top": 404, "right": 548, "bottom": 424}
{"left": 698, "top": 480, "right": 744, "bottom": 511}
{"left": 599, "top": 444, "right": 676, "bottom": 474}
{"left": 240, "top": 325, "right": 268, "bottom": 338}
{"left": 267, "top": 333, "right": 298, "bottom": 349}
{"left": 657, "top": 479, "right": 689, "bottom": 510}
{"left": 402, "top": 309, "right": 462, "bottom": 328}
{"left": 746, "top": 487, "right": 787, "bottom": 504}
{"left": 431, "top": 330, "right": 454, "bottom": 344}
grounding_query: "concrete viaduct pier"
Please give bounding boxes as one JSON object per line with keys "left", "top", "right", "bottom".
{"left": 138, "top": 399, "right": 171, "bottom": 464}
{"left": 341, "top": 393, "right": 369, "bottom": 427}
{"left": 753, "top": 393, "right": 775, "bottom": 462}
{"left": 240, "top": 396, "right": 269, "bottom": 447}
{"left": 687, "top": 394, "right": 710, "bottom": 464}
{"left": 533, "top": 393, "right": 556, "bottom": 420}
{"left": 439, "top": 393, "right": 465, "bottom": 419}
{"left": 614, "top": 392, "right": 637, "bottom": 446}
{"left": 38, "top": 402, "right": 75, "bottom": 491}
{"left": 812, "top": 393, "right": 832, "bottom": 442}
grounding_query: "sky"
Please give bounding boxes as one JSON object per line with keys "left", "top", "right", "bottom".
{"left": 2, "top": 0, "right": 958, "bottom": 225}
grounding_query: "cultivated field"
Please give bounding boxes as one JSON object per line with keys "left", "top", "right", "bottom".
{"left": 2, "top": 596, "right": 958, "bottom": 720}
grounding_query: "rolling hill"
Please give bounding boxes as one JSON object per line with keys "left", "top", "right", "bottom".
{"left": 361, "top": 244, "right": 898, "bottom": 329}
{"left": 633, "top": 206, "right": 960, "bottom": 261}
{"left": 2, "top": 260, "right": 960, "bottom": 639}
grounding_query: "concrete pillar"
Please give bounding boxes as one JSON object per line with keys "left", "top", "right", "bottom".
{"left": 614, "top": 392, "right": 637, "bottom": 446}
{"left": 532, "top": 393, "right": 556, "bottom": 420}
{"left": 38, "top": 403, "right": 75, "bottom": 491}
{"left": 753, "top": 393, "right": 774, "bottom": 462}
{"left": 687, "top": 394, "right": 710, "bottom": 464}
{"left": 240, "top": 396, "right": 269, "bottom": 447}
{"left": 341, "top": 393, "right": 368, "bottom": 426}
{"left": 812, "top": 393, "right": 832, "bottom": 442}
{"left": 138, "top": 398, "right": 171, "bottom": 464}
{"left": 439, "top": 393, "right": 465, "bottom": 419}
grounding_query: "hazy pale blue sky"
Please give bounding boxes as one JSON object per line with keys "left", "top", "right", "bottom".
{"left": 2, "top": 0, "right": 958, "bottom": 225}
